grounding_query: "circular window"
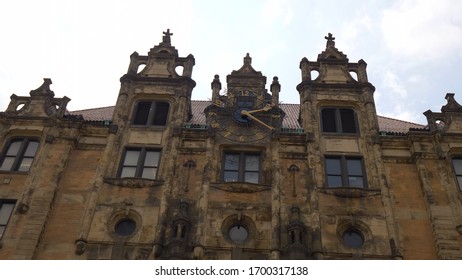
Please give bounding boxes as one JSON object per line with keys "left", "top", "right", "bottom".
{"left": 228, "top": 225, "right": 248, "bottom": 243}
{"left": 342, "top": 229, "right": 364, "bottom": 248}
{"left": 114, "top": 218, "right": 137, "bottom": 237}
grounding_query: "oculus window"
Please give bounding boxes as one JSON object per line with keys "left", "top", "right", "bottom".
{"left": 325, "top": 156, "right": 366, "bottom": 188}
{"left": 0, "top": 200, "right": 15, "bottom": 239}
{"left": 452, "top": 157, "right": 462, "bottom": 191}
{"left": 342, "top": 228, "right": 364, "bottom": 248}
{"left": 114, "top": 218, "right": 137, "bottom": 237}
{"left": 228, "top": 225, "right": 248, "bottom": 243}
{"left": 321, "top": 108, "right": 358, "bottom": 134}
{"left": 0, "top": 138, "right": 39, "bottom": 172}
{"left": 132, "top": 101, "right": 170, "bottom": 126}
{"left": 223, "top": 152, "right": 260, "bottom": 184}
{"left": 119, "top": 148, "right": 161, "bottom": 179}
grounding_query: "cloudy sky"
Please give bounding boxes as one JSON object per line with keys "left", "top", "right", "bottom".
{"left": 1, "top": 0, "right": 461, "bottom": 124}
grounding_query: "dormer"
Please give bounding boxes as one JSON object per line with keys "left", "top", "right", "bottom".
{"left": 225, "top": 53, "right": 272, "bottom": 105}
{"left": 122, "top": 29, "right": 195, "bottom": 81}
{"left": 297, "top": 33, "right": 370, "bottom": 87}
{"left": 2, "top": 78, "right": 70, "bottom": 118}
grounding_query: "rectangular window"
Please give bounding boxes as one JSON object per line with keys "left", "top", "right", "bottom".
{"left": 0, "top": 200, "right": 15, "bottom": 240}
{"left": 321, "top": 108, "right": 358, "bottom": 134}
{"left": 132, "top": 101, "right": 170, "bottom": 126}
{"left": 452, "top": 157, "right": 462, "bottom": 191}
{"left": 325, "top": 156, "right": 366, "bottom": 188}
{"left": 0, "top": 138, "right": 39, "bottom": 172}
{"left": 119, "top": 148, "right": 161, "bottom": 179}
{"left": 223, "top": 152, "right": 261, "bottom": 184}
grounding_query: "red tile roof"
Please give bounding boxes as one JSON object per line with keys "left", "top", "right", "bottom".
{"left": 69, "top": 101, "right": 425, "bottom": 133}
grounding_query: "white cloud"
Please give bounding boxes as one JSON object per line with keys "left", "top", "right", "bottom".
{"left": 383, "top": 70, "right": 407, "bottom": 97}
{"left": 261, "top": 0, "right": 295, "bottom": 26}
{"left": 381, "top": 0, "right": 462, "bottom": 60}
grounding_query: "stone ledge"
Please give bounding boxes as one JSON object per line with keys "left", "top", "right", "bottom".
{"left": 210, "top": 182, "right": 271, "bottom": 193}
{"left": 318, "top": 187, "right": 381, "bottom": 198}
{"left": 103, "top": 177, "right": 164, "bottom": 188}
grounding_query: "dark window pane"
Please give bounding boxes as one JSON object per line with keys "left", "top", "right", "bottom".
{"left": 133, "top": 102, "right": 151, "bottom": 125}
{"left": 17, "top": 158, "right": 33, "bottom": 172}
{"left": 347, "top": 159, "right": 363, "bottom": 176}
{"left": 0, "top": 225, "right": 5, "bottom": 238}
{"left": 224, "top": 171, "right": 239, "bottom": 182}
{"left": 327, "top": 175, "right": 342, "bottom": 187}
{"left": 152, "top": 102, "right": 169, "bottom": 125}
{"left": 245, "top": 155, "right": 260, "bottom": 171}
{"left": 322, "top": 108, "right": 337, "bottom": 132}
{"left": 24, "top": 141, "right": 39, "bottom": 157}
{"left": 224, "top": 154, "right": 239, "bottom": 170}
{"left": 6, "top": 141, "right": 22, "bottom": 156}
{"left": 340, "top": 109, "right": 356, "bottom": 133}
{"left": 453, "top": 159, "right": 462, "bottom": 175}
{"left": 325, "top": 158, "right": 341, "bottom": 175}
{"left": 343, "top": 229, "right": 364, "bottom": 248}
{"left": 124, "top": 150, "right": 140, "bottom": 166}
{"left": 245, "top": 172, "right": 259, "bottom": 183}
{"left": 144, "top": 151, "right": 160, "bottom": 167}
{"left": 228, "top": 225, "right": 248, "bottom": 243}
{"left": 0, "top": 157, "right": 15, "bottom": 171}
{"left": 349, "top": 176, "right": 364, "bottom": 188}
{"left": 0, "top": 203, "right": 15, "bottom": 224}
{"left": 457, "top": 176, "right": 462, "bottom": 191}
{"left": 121, "top": 167, "right": 137, "bottom": 178}
{"left": 114, "top": 219, "right": 136, "bottom": 236}
{"left": 142, "top": 167, "right": 157, "bottom": 179}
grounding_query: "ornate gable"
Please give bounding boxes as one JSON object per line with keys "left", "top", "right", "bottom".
{"left": 123, "top": 29, "right": 195, "bottom": 79}
{"left": 2, "top": 78, "right": 70, "bottom": 118}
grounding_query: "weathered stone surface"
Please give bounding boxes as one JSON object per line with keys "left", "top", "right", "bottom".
{"left": 0, "top": 32, "right": 461, "bottom": 260}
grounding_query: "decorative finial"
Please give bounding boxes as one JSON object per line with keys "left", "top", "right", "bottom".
{"left": 29, "top": 78, "right": 54, "bottom": 97}
{"left": 325, "top": 32, "right": 335, "bottom": 42}
{"left": 244, "top": 53, "right": 252, "bottom": 65}
{"left": 162, "top": 29, "right": 173, "bottom": 44}
{"left": 325, "top": 32, "right": 335, "bottom": 48}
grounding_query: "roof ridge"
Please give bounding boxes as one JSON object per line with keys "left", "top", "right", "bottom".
{"left": 377, "top": 115, "right": 424, "bottom": 126}
{"left": 70, "top": 105, "right": 115, "bottom": 113}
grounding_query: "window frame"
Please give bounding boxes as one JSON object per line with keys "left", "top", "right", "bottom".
{"left": 451, "top": 157, "right": 462, "bottom": 191}
{"left": 0, "top": 200, "right": 16, "bottom": 240}
{"left": 131, "top": 100, "right": 170, "bottom": 126}
{"left": 222, "top": 151, "right": 261, "bottom": 184}
{"left": 118, "top": 147, "right": 161, "bottom": 180}
{"left": 0, "top": 138, "right": 40, "bottom": 172}
{"left": 324, "top": 155, "right": 367, "bottom": 188}
{"left": 320, "top": 107, "right": 359, "bottom": 134}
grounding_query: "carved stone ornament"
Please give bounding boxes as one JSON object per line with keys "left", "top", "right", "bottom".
{"left": 319, "top": 187, "right": 381, "bottom": 198}
{"left": 103, "top": 177, "right": 164, "bottom": 188}
{"left": 210, "top": 182, "right": 271, "bottom": 193}
{"left": 75, "top": 239, "right": 87, "bottom": 255}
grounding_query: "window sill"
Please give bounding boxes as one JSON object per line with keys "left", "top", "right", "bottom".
{"left": 103, "top": 177, "right": 164, "bottom": 188}
{"left": 211, "top": 182, "right": 271, "bottom": 193}
{"left": 319, "top": 187, "right": 380, "bottom": 198}
{"left": 129, "top": 125, "right": 166, "bottom": 130}
{"left": 321, "top": 133, "right": 360, "bottom": 138}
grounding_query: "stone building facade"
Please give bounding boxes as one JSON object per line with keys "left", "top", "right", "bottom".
{"left": 0, "top": 31, "right": 461, "bottom": 260}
